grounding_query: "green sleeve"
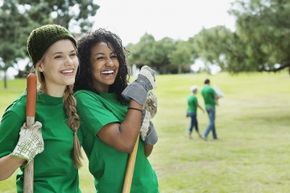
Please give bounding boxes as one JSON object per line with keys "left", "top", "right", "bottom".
{"left": 0, "top": 111, "right": 25, "bottom": 157}
{"left": 0, "top": 96, "right": 26, "bottom": 157}
{"left": 75, "top": 92, "right": 119, "bottom": 136}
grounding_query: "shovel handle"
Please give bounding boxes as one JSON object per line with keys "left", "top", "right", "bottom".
{"left": 24, "top": 73, "right": 37, "bottom": 193}
{"left": 122, "top": 136, "right": 140, "bottom": 193}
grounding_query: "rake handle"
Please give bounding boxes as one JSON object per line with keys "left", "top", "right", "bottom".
{"left": 122, "top": 135, "right": 140, "bottom": 193}
{"left": 24, "top": 73, "right": 37, "bottom": 193}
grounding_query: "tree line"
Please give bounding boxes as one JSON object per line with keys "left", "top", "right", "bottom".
{"left": 1, "top": 0, "right": 290, "bottom": 88}
{"left": 127, "top": 0, "right": 290, "bottom": 75}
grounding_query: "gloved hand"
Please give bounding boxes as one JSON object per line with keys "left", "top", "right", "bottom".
{"left": 11, "top": 121, "right": 44, "bottom": 164}
{"left": 140, "top": 112, "right": 158, "bottom": 145}
{"left": 140, "top": 91, "right": 158, "bottom": 145}
{"left": 122, "top": 65, "right": 156, "bottom": 105}
{"left": 140, "top": 110, "right": 151, "bottom": 141}
{"left": 144, "top": 91, "right": 157, "bottom": 118}
{"left": 144, "top": 122, "right": 158, "bottom": 145}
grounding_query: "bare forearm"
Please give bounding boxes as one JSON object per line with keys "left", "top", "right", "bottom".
{"left": 98, "top": 100, "right": 143, "bottom": 153}
{"left": 119, "top": 100, "right": 143, "bottom": 151}
{"left": 198, "top": 103, "right": 204, "bottom": 112}
{"left": 0, "top": 154, "right": 25, "bottom": 181}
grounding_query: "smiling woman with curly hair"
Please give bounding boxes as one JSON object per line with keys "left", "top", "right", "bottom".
{"left": 74, "top": 28, "right": 159, "bottom": 193}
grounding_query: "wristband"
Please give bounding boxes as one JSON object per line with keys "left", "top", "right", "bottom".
{"left": 128, "top": 107, "right": 143, "bottom": 113}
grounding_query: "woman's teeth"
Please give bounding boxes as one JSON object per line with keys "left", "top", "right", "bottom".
{"left": 102, "top": 70, "right": 114, "bottom": 75}
{"left": 61, "top": 69, "right": 74, "bottom": 74}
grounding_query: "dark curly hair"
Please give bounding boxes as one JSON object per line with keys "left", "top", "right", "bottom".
{"left": 74, "top": 28, "right": 129, "bottom": 103}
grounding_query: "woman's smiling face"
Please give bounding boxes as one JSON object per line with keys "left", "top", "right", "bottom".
{"left": 90, "top": 42, "right": 120, "bottom": 92}
{"left": 37, "top": 39, "right": 78, "bottom": 95}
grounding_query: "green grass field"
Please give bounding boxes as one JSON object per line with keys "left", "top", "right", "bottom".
{"left": 1, "top": 72, "right": 290, "bottom": 193}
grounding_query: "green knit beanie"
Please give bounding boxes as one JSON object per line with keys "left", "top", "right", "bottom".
{"left": 27, "top": 24, "right": 76, "bottom": 66}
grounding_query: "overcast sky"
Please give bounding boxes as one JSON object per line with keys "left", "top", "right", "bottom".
{"left": 93, "top": 0, "right": 236, "bottom": 45}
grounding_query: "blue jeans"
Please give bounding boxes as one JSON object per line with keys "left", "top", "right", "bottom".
{"left": 187, "top": 112, "right": 199, "bottom": 134}
{"left": 203, "top": 107, "right": 218, "bottom": 139}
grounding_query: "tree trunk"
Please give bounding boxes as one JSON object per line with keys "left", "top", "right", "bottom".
{"left": 178, "top": 65, "right": 182, "bottom": 74}
{"left": 4, "top": 70, "right": 7, "bottom": 89}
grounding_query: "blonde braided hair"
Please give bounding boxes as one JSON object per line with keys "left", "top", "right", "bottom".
{"left": 64, "top": 85, "right": 82, "bottom": 168}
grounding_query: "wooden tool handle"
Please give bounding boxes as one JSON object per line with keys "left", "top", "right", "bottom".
{"left": 24, "top": 73, "right": 37, "bottom": 193}
{"left": 122, "top": 136, "right": 140, "bottom": 193}
{"left": 26, "top": 73, "right": 37, "bottom": 118}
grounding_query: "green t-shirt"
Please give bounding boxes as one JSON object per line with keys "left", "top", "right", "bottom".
{"left": 187, "top": 95, "right": 198, "bottom": 113}
{"left": 0, "top": 92, "right": 81, "bottom": 193}
{"left": 75, "top": 90, "right": 159, "bottom": 193}
{"left": 201, "top": 85, "right": 216, "bottom": 108}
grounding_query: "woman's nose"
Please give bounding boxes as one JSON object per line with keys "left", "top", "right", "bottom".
{"left": 65, "top": 56, "right": 74, "bottom": 66}
{"left": 106, "top": 57, "right": 114, "bottom": 66}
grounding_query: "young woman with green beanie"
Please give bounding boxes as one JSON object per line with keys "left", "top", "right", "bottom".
{"left": 0, "top": 24, "right": 82, "bottom": 193}
{"left": 74, "top": 29, "right": 159, "bottom": 193}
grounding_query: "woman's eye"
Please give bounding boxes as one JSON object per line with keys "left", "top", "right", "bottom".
{"left": 54, "top": 55, "right": 62, "bottom": 59}
{"left": 70, "top": 53, "right": 77, "bottom": 57}
{"left": 96, "top": 56, "right": 105, "bottom": 60}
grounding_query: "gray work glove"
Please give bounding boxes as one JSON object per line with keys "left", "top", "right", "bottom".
{"left": 140, "top": 91, "right": 158, "bottom": 145}
{"left": 144, "top": 122, "right": 158, "bottom": 145}
{"left": 144, "top": 91, "right": 157, "bottom": 118}
{"left": 122, "top": 65, "right": 156, "bottom": 105}
{"left": 140, "top": 110, "right": 151, "bottom": 140}
{"left": 11, "top": 121, "right": 44, "bottom": 164}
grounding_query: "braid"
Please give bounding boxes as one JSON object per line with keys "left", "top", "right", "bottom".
{"left": 64, "top": 85, "right": 82, "bottom": 168}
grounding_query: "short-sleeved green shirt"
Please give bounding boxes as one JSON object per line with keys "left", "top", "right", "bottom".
{"left": 187, "top": 95, "right": 198, "bottom": 113}
{"left": 0, "top": 92, "right": 81, "bottom": 193}
{"left": 201, "top": 85, "right": 216, "bottom": 109}
{"left": 75, "top": 90, "right": 159, "bottom": 193}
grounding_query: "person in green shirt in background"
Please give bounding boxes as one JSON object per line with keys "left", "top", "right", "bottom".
{"left": 0, "top": 24, "right": 82, "bottom": 193}
{"left": 201, "top": 78, "right": 221, "bottom": 140}
{"left": 74, "top": 29, "right": 159, "bottom": 193}
{"left": 186, "top": 85, "right": 205, "bottom": 139}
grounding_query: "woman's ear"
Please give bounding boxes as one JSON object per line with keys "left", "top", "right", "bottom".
{"left": 37, "top": 62, "right": 44, "bottom": 72}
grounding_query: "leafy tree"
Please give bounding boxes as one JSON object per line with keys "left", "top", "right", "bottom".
{"left": 127, "top": 34, "right": 182, "bottom": 74}
{"left": 0, "top": 0, "right": 99, "bottom": 88}
{"left": 169, "top": 40, "right": 194, "bottom": 74}
{"left": 127, "top": 33, "right": 157, "bottom": 68}
{"left": 230, "top": 0, "right": 290, "bottom": 73}
{"left": 189, "top": 0, "right": 290, "bottom": 74}
{"left": 18, "top": 0, "right": 99, "bottom": 33}
{"left": 152, "top": 37, "right": 176, "bottom": 73}
{"left": 190, "top": 26, "right": 234, "bottom": 72}
{"left": 0, "top": 0, "right": 29, "bottom": 88}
